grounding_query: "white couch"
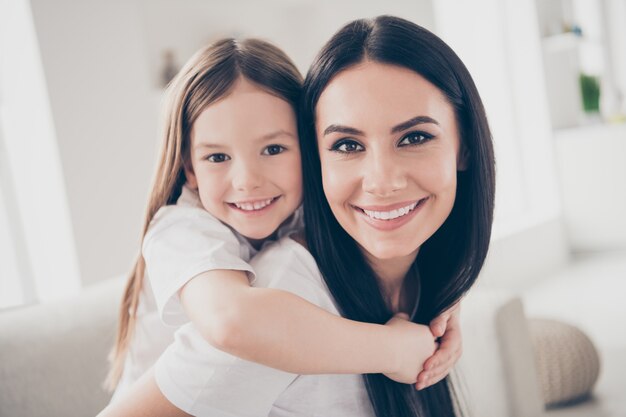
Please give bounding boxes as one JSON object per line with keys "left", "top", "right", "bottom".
{"left": 0, "top": 278, "right": 544, "bottom": 417}
{"left": 0, "top": 278, "right": 124, "bottom": 417}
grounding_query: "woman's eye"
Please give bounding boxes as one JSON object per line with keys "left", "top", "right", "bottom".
{"left": 330, "top": 139, "right": 364, "bottom": 153}
{"left": 205, "top": 153, "right": 231, "bottom": 163}
{"left": 398, "top": 131, "right": 433, "bottom": 147}
{"left": 263, "top": 144, "right": 285, "bottom": 156}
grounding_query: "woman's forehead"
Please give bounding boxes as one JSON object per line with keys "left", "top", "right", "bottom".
{"left": 315, "top": 62, "right": 455, "bottom": 133}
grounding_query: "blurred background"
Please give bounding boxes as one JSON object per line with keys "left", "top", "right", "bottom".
{"left": 0, "top": 0, "right": 625, "bottom": 416}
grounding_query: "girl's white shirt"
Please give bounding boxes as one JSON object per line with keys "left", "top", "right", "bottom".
{"left": 154, "top": 237, "right": 376, "bottom": 417}
{"left": 111, "top": 185, "right": 302, "bottom": 402}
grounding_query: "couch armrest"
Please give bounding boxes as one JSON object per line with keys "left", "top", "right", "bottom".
{"left": 0, "top": 277, "right": 125, "bottom": 417}
{"left": 454, "top": 288, "right": 544, "bottom": 417}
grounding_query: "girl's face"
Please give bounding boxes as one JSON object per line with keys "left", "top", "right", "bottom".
{"left": 186, "top": 77, "right": 302, "bottom": 242}
{"left": 316, "top": 62, "right": 465, "bottom": 262}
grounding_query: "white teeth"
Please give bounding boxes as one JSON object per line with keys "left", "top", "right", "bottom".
{"left": 234, "top": 198, "right": 273, "bottom": 211}
{"left": 362, "top": 202, "right": 419, "bottom": 221}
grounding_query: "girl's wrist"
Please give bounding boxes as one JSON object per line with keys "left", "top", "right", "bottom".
{"left": 381, "top": 325, "right": 403, "bottom": 374}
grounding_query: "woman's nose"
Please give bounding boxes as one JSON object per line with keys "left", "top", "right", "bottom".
{"left": 362, "top": 152, "right": 407, "bottom": 197}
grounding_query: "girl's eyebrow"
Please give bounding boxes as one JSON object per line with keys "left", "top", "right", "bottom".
{"left": 323, "top": 116, "right": 440, "bottom": 137}
{"left": 258, "top": 129, "right": 296, "bottom": 142}
{"left": 194, "top": 142, "right": 222, "bottom": 150}
{"left": 194, "top": 130, "right": 296, "bottom": 150}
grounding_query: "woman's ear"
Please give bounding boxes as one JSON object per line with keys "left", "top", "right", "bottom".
{"left": 457, "top": 144, "right": 470, "bottom": 171}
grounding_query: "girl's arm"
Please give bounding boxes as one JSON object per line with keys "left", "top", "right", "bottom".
{"left": 181, "top": 270, "right": 435, "bottom": 383}
{"left": 97, "top": 369, "right": 188, "bottom": 417}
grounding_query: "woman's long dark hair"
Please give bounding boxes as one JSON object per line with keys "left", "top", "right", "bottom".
{"left": 300, "top": 16, "right": 496, "bottom": 416}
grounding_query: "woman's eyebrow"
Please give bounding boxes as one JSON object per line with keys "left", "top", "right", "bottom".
{"left": 391, "top": 116, "right": 439, "bottom": 133}
{"left": 322, "top": 125, "right": 365, "bottom": 137}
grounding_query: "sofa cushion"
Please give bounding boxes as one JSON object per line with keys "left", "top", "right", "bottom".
{"left": 0, "top": 277, "right": 124, "bottom": 417}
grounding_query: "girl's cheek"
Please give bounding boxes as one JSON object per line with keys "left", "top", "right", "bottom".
{"left": 284, "top": 153, "right": 304, "bottom": 199}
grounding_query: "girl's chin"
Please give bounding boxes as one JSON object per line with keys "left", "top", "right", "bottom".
{"left": 237, "top": 227, "right": 275, "bottom": 242}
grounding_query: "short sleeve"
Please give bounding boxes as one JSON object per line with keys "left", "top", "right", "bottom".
{"left": 154, "top": 238, "right": 339, "bottom": 416}
{"left": 155, "top": 324, "right": 297, "bottom": 417}
{"left": 143, "top": 205, "right": 255, "bottom": 326}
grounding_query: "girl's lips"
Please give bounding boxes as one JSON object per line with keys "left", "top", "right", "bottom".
{"left": 227, "top": 196, "right": 280, "bottom": 215}
{"left": 353, "top": 197, "right": 429, "bottom": 231}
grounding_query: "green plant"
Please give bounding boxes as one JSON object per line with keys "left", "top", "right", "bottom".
{"left": 579, "top": 73, "right": 600, "bottom": 113}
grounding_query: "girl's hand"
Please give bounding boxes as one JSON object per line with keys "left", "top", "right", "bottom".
{"left": 415, "top": 303, "right": 462, "bottom": 390}
{"left": 383, "top": 313, "right": 437, "bottom": 384}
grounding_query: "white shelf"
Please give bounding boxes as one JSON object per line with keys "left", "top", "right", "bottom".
{"left": 541, "top": 32, "right": 602, "bottom": 53}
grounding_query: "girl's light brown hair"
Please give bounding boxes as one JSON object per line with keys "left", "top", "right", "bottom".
{"left": 105, "top": 38, "right": 302, "bottom": 390}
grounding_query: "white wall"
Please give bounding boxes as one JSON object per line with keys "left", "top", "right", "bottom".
{"left": 433, "top": 0, "right": 569, "bottom": 288}
{"left": 137, "top": 0, "right": 434, "bottom": 82}
{"left": 0, "top": 126, "right": 27, "bottom": 307}
{"left": 554, "top": 124, "right": 626, "bottom": 252}
{"left": 433, "top": 0, "right": 561, "bottom": 236}
{"left": 1, "top": 0, "right": 80, "bottom": 302}
{"left": 30, "top": 0, "right": 159, "bottom": 286}
{"left": 26, "top": 0, "right": 435, "bottom": 287}
{"left": 605, "top": 0, "right": 626, "bottom": 115}
{"left": 17, "top": 0, "right": 571, "bottom": 293}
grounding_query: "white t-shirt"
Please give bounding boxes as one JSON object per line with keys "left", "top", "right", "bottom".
{"left": 111, "top": 186, "right": 302, "bottom": 401}
{"left": 154, "top": 237, "right": 376, "bottom": 417}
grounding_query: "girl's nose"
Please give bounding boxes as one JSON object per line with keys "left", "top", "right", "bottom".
{"left": 232, "top": 161, "right": 263, "bottom": 192}
{"left": 362, "top": 152, "right": 407, "bottom": 197}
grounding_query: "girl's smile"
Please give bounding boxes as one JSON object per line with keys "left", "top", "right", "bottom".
{"left": 227, "top": 196, "right": 281, "bottom": 215}
{"left": 186, "top": 77, "right": 302, "bottom": 240}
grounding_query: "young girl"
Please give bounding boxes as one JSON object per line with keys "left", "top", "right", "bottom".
{"left": 104, "top": 37, "right": 461, "bottom": 408}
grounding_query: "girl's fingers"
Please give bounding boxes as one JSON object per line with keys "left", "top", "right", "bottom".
{"left": 427, "top": 352, "right": 461, "bottom": 384}
{"left": 418, "top": 310, "right": 463, "bottom": 390}
{"left": 417, "top": 332, "right": 461, "bottom": 388}
{"left": 429, "top": 315, "right": 449, "bottom": 337}
{"left": 394, "top": 312, "right": 410, "bottom": 320}
{"left": 423, "top": 348, "right": 461, "bottom": 379}
{"left": 415, "top": 347, "right": 462, "bottom": 390}
{"left": 430, "top": 302, "right": 460, "bottom": 336}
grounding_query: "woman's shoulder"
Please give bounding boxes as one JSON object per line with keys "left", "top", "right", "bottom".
{"left": 252, "top": 235, "right": 315, "bottom": 277}
{"left": 251, "top": 235, "right": 337, "bottom": 303}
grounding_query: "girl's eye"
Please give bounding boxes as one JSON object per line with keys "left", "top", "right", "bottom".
{"left": 330, "top": 139, "right": 364, "bottom": 153}
{"left": 263, "top": 144, "right": 286, "bottom": 156}
{"left": 205, "top": 153, "right": 231, "bottom": 163}
{"left": 398, "top": 131, "right": 433, "bottom": 147}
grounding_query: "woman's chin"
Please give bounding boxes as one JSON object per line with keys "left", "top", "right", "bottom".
{"left": 358, "top": 241, "right": 420, "bottom": 262}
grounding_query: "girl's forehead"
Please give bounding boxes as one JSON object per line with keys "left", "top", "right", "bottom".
{"left": 190, "top": 83, "right": 297, "bottom": 148}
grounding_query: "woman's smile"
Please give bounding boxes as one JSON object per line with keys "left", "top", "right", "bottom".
{"left": 351, "top": 197, "right": 430, "bottom": 231}
{"left": 316, "top": 61, "right": 462, "bottom": 260}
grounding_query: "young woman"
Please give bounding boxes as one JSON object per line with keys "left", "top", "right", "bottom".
{"left": 299, "top": 16, "right": 495, "bottom": 416}
{"left": 100, "top": 15, "right": 493, "bottom": 417}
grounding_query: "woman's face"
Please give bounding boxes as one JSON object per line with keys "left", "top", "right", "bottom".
{"left": 315, "top": 61, "right": 465, "bottom": 261}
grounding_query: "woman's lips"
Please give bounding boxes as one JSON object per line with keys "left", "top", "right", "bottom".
{"left": 353, "top": 197, "right": 429, "bottom": 231}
